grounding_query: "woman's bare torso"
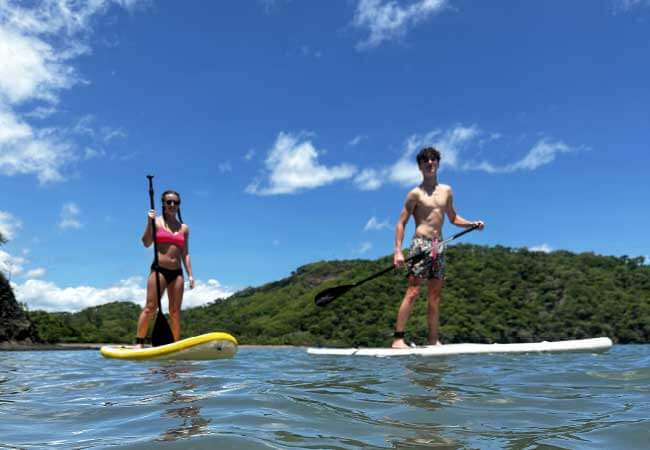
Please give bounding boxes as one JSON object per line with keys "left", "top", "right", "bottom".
{"left": 156, "top": 218, "right": 185, "bottom": 269}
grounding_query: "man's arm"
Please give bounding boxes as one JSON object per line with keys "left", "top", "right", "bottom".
{"left": 445, "top": 187, "right": 484, "bottom": 229}
{"left": 394, "top": 190, "right": 417, "bottom": 267}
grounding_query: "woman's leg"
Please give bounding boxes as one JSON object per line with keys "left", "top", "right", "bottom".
{"left": 166, "top": 275, "right": 185, "bottom": 341}
{"left": 135, "top": 270, "right": 168, "bottom": 346}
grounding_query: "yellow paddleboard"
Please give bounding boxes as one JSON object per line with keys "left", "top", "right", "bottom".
{"left": 100, "top": 332, "right": 237, "bottom": 360}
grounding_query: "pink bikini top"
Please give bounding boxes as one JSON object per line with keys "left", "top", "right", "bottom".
{"left": 156, "top": 227, "right": 185, "bottom": 248}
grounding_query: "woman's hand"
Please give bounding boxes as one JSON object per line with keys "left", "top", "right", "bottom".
{"left": 188, "top": 277, "right": 195, "bottom": 289}
{"left": 147, "top": 209, "right": 156, "bottom": 221}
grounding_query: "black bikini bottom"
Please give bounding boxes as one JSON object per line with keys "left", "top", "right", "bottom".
{"left": 150, "top": 264, "right": 183, "bottom": 284}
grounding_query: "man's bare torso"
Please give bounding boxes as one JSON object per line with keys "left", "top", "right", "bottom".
{"left": 411, "top": 183, "right": 451, "bottom": 240}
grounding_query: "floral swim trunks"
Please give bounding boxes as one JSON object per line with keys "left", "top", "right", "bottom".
{"left": 406, "top": 236, "right": 445, "bottom": 280}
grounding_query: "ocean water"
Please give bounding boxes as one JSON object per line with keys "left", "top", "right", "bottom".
{"left": 0, "top": 345, "right": 648, "bottom": 449}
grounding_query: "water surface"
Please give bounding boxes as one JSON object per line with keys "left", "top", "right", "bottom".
{"left": 0, "top": 345, "right": 648, "bottom": 449}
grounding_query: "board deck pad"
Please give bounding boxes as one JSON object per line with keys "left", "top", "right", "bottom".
{"left": 307, "top": 337, "right": 613, "bottom": 357}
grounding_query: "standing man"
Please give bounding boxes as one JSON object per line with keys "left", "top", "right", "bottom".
{"left": 392, "top": 147, "right": 484, "bottom": 348}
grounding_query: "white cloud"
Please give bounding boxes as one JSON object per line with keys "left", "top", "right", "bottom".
{"left": 354, "top": 168, "right": 384, "bottom": 190}
{"left": 386, "top": 125, "right": 479, "bottom": 186}
{"left": 24, "top": 267, "right": 46, "bottom": 278}
{"left": 356, "top": 241, "right": 373, "bottom": 254}
{"left": 0, "top": 210, "right": 22, "bottom": 240}
{"left": 0, "top": 110, "right": 75, "bottom": 183}
{"left": 529, "top": 244, "right": 552, "bottom": 253}
{"left": 0, "top": 26, "right": 77, "bottom": 105}
{"left": 14, "top": 276, "right": 145, "bottom": 312}
{"left": 353, "top": 0, "right": 447, "bottom": 49}
{"left": 102, "top": 127, "right": 127, "bottom": 142}
{"left": 613, "top": 0, "right": 650, "bottom": 12}
{"left": 386, "top": 155, "right": 421, "bottom": 187}
{"left": 300, "top": 45, "right": 322, "bottom": 58}
{"left": 353, "top": 126, "right": 576, "bottom": 191}
{"left": 59, "top": 202, "right": 82, "bottom": 230}
{"left": 25, "top": 106, "right": 57, "bottom": 119}
{"left": 84, "top": 147, "right": 105, "bottom": 159}
{"left": 246, "top": 132, "right": 357, "bottom": 195}
{"left": 364, "top": 216, "right": 391, "bottom": 231}
{"left": 467, "top": 139, "right": 574, "bottom": 173}
{"left": 72, "top": 115, "right": 95, "bottom": 137}
{"left": 505, "top": 140, "right": 573, "bottom": 171}
{"left": 348, "top": 135, "right": 366, "bottom": 146}
{"left": 182, "top": 279, "right": 235, "bottom": 309}
{"left": 0, "top": 0, "right": 143, "bottom": 184}
{"left": 244, "top": 149, "right": 256, "bottom": 161}
{"left": 13, "top": 276, "right": 235, "bottom": 312}
{"left": 0, "top": 249, "right": 26, "bottom": 278}
{"left": 218, "top": 162, "right": 232, "bottom": 173}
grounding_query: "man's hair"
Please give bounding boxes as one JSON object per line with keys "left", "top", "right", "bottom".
{"left": 416, "top": 147, "right": 441, "bottom": 165}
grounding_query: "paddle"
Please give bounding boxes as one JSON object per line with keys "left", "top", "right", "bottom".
{"left": 147, "top": 175, "right": 175, "bottom": 347}
{"left": 314, "top": 224, "right": 480, "bottom": 307}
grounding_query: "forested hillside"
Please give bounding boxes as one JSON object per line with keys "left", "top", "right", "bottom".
{"left": 27, "top": 245, "right": 650, "bottom": 346}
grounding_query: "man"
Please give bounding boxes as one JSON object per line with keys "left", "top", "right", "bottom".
{"left": 392, "top": 147, "right": 484, "bottom": 348}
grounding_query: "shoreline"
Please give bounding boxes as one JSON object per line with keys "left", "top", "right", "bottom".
{"left": 0, "top": 342, "right": 299, "bottom": 351}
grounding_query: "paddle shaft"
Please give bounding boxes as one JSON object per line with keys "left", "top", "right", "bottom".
{"left": 147, "top": 175, "right": 163, "bottom": 313}
{"left": 352, "top": 223, "right": 481, "bottom": 287}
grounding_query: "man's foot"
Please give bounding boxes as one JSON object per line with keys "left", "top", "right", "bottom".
{"left": 392, "top": 339, "right": 410, "bottom": 349}
{"left": 427, "top": 340, "right": 443, "bottom": 346}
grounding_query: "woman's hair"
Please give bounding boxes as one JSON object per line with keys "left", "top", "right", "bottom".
{"left": 160, "top": 190, "right": 184, "bottom": 224}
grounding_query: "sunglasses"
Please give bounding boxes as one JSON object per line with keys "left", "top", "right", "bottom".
{"left": 165, "top": 199, "right": 180, "bottom": 206}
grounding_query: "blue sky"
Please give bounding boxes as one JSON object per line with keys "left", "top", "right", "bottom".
{"left": 1, "top": 0, "right": 649, "bottom": 312}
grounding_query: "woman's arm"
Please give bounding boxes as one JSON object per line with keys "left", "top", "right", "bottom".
{"left": 141, "top": 210, "right": 156, "bottom": 247}
{"left": 183, "top": 225, "right": 195, "bottom": 289}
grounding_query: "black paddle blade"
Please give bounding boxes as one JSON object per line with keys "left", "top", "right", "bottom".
{"left": 314, "top": 284, "right": 355, "bottom": 306}
{"left": 151, "top": 311, "right": 174, "bottom": 347}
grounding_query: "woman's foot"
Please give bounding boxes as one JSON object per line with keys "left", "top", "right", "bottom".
{"left": 134, "top": 337, "right": 145, "bottom": 349}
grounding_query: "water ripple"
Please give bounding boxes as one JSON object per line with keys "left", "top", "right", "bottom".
{"left": 0, "top": 346, "right": 648, "bottom": 449}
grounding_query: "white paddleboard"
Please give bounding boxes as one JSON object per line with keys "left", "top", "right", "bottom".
{"left": 307, "top": 337, "right": 613, "bottom": 357}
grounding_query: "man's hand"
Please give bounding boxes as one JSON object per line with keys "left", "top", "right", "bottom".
{"left": 394, "top": 251, "right": 405, "bottom": 268}
{"left": 474, "top": 220, "right": 485, "bottom": 230}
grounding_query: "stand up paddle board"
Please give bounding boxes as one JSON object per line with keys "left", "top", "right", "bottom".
{"left": 100, "top": 332, "right": 237, "bottom": 361}
{"left": 307, "top": 337, "right": 612, "bottom": 357}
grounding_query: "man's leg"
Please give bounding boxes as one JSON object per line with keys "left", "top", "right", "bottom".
{"left": 392, "top": 276, "right": 421, "bottom": 348}
{"left": 426, "top": 278, "right": 444, "bottom": 345}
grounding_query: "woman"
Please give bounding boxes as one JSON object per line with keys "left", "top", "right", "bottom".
{"left": 135, "top": 190, "right": 194, "bottom": 347}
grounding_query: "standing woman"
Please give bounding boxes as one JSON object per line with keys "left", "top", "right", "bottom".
{"left": 135, "top": 190, "right": 195, "bottom": 347}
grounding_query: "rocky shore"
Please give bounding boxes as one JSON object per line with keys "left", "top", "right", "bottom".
{"left": 1, "top": 272, "right": 41, "bottom": 346}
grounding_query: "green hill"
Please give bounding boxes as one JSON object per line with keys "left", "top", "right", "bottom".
{"left": 27, "top": 245, "right": 650, "bottom": 346}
